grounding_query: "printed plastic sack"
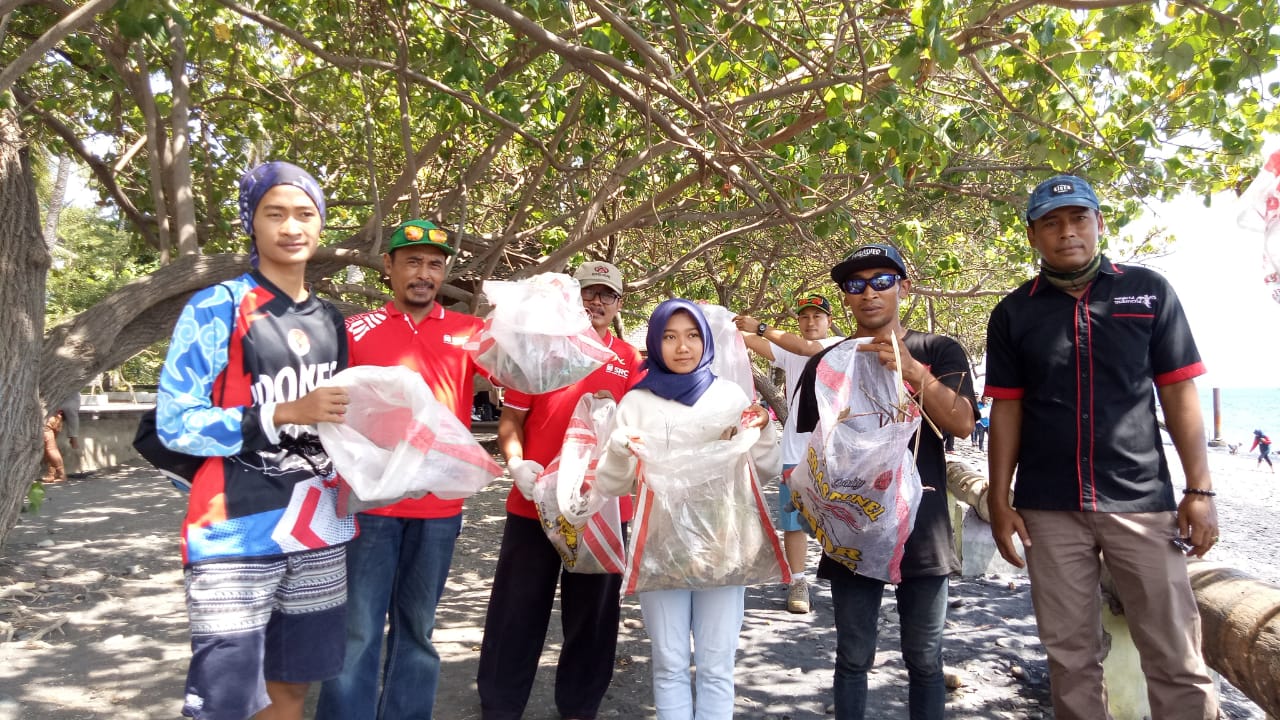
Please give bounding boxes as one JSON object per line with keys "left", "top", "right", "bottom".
{"left": 531, "top": 394, "right": 627, "bottom": 574}
{"left": 1237, "top": 148, "right": 1280, "bottom": 304}
{"left": 466, "top": 274, "right": 616, "bottom": 394}
{"left": 700, "top": 304, "right": 756, "bottom": 401}
{"left": 317, "top": 365, "right": 502, "bottom": 514}
{"left": 623, "top": 427, "right": 789, "bottom": 594}
{"left": 787, "top": 339, "right": 923, "bottom": 584}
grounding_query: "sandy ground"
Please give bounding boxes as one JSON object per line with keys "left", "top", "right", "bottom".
{"left": 0, "top": 442, "right": 1271, "bottom": 719}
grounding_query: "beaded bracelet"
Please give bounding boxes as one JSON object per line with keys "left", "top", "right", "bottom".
{"left": 1182, "top": 488, "right": 1216, "bottom": 497}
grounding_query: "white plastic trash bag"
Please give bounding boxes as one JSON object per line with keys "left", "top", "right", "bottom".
{"left": 623, "top": 427, "right": 788, "bottom": 594}
{"left": 787, "top": 339, "right": 923, "bottom": 584}
{"left": 532, "top": 394, "right": 627, "bottom": 574}
{"left": 467, "top": 274, "right": 617, "bottom": 394}
{"left": 700, "top": 304, "right": 756, "bottom": 401}
{"left": 317, "top": 365, "right": 502, "bottom": 513}
{"left": 1237, "top": 148, "right": 1280, "bottom": 305}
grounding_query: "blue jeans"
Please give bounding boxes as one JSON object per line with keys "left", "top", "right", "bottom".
{"left": 316, "top": 513, "right": 462, "bottom": 720}
{"left": 830, "top": 572, "right": 948, "bottom": 720}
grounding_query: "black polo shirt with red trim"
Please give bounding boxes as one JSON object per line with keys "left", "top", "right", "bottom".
{"left": 984, "top": 256, "right": 1205, "bottom": 513}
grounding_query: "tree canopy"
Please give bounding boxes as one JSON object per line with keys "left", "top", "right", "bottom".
{"left": 1, "top": 0, "right": 1277, "bottom": 537}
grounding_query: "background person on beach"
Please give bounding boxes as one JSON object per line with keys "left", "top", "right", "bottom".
{"left": 971, "top": 398, "right": 990, "bottom": 451}
{"left": 40, "top": 393, "right": 80, "bottom": 483}
{"left": 317, "top": 220, "right": 487, "bottom": 720}
{"left": 793, "top": 243, "right": 978, "bottom": 720}
{"left": 476, "top": 261, "right": 645, "bottom": 720}
{"left": 732, "top": 294, "right": 843, "bottom": 614}
{"left": 985, "top": 175, "right": 1220, "bottom": 720}
{"left": 596, "top": 298, "right": 780, "bottom": 720}
{"left": 158, "top": 161, "right": 354, "bottom": 720}
{"left": 1251, "top": 429, "right": 1273, "bottom": 472}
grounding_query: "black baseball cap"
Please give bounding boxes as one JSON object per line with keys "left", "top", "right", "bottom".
{"left": 830, "top": 243, "right": 908, "bottom": 284}
{"left": 793, "top": 295, "right": 832, "bottom": 315}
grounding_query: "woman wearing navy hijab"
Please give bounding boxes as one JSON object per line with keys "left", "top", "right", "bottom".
{"left": 596, "top": 299, "right": 780, "bottom": 720}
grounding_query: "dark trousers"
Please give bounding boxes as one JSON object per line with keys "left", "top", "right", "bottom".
{"left": 476, "top": 513, "right": 625, "bottom": 720}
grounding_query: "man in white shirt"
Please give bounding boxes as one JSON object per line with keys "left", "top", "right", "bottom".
{"left": 734, "top": 295, "right": 843, "bottom": 613}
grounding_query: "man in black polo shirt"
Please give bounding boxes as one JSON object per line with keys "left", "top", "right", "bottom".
{"left": 984, "top": 175, "right": 1220, "bottom": 720}
{"left": 794, "top": 243, "right": 978, "bottom": 720}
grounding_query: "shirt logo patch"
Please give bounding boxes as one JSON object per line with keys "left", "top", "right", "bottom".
{"left": 442, "top": 333, "right": 468, "bottom": 346}
{"left": 605, "top": 363, "right": 630, "bottom": 379}
{"left": 346, "top": 310, "right": 388, "bottom": 342}
{"left": 1114, "top": 294, "right": 1157, "bottom": 309}
{"left": 288, "top": 328, "right": 311, "bottom": 357}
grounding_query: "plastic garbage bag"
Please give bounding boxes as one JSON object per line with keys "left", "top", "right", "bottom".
{"left": 623, "top": 427, "right": 788, "bottom": 594}
{"left": 1237, "top": 148, "right": 1280, "bottom": 305}
{"left": 467, "top": 274, "right": 617, "bottom": 394}
{"left": 531, "top": 394, "right": 627, "bottom": 574}
{"left": 317, "top": 365, "right": 502, "bottom": 514}
{"left": 700, "top": 304, "right": 756, "bottom": 401}
{"left": 787, "top": 339, "right": 923, "bottom": 584}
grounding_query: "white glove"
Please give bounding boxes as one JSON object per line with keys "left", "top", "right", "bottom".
{"left": 608, "top": 428, "right": 641, "bottom": 456}
{"left": 508, "top": 458, "right": 543, "bottom": 500}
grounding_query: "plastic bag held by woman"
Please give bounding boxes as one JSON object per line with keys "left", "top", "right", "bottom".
{"left": 786, "top": 339, "right": 923, "bottom": 584}
{"left": 531, "top": 394, "right": 627, "bottom": 574}
{"left": 466, "top": 273, "right": 617, "bottom": 394}
{"left": 699, "top": 304, "right": 757, "bottom": 401}
{"left": 317, "top": 365, "right": 502, "bottom": 513}
{"left": 621, "top": 426, "right": 788, "bottom": 593}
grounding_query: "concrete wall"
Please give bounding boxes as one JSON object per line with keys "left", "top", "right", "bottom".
{"left": 52, "top": 400, "right": 151, "bottom": 476}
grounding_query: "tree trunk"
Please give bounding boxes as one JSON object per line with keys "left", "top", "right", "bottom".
{"left": 165, "top": 13, "right": 198, "bottom": 256}
{"left": 42, "top": 153, "right": 70, "bottom": 249}
{"left": 0, "top": 105, "right": 51, "bottom": 547}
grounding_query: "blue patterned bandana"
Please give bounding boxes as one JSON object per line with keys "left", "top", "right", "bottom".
{"left": 238, "top": 161, "right": 326, "bottom": 267}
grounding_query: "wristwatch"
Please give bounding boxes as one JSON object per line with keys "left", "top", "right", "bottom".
{"left": 756, "top": 322, "right": 769, "bottom": 336}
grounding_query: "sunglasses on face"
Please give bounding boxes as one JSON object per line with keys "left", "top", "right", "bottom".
{"left": 840, "top": 273, "right": 901, "bottom": 295}
{"left": 581, "top": 288, "right": 620, "bottom": 303}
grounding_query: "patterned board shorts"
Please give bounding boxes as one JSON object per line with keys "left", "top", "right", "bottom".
{"left": 182, "top": 545, "right": 347, "bottom": 720}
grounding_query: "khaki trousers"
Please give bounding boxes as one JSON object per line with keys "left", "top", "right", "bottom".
{"left": 1021, "top": 509, "right": 1218, "bottom": 720}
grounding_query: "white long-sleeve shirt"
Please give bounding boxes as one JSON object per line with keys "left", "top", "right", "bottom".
{"left": 595, "top": 378, "right": 781, "bottom": 497}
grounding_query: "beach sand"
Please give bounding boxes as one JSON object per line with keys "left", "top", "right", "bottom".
{"left": 0, "top": 445, "right": 1270, "bottom": 719}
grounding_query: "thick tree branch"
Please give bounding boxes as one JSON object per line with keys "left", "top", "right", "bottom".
{"left": 0, "top": 0, "right": 115, "bottom": 95}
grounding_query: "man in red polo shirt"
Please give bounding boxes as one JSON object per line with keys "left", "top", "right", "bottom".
{"left": 477, "top": 261, "right": 644, "bottom": 720}
{"left": 317, "top": 219, "right": 485, "bottom": 720}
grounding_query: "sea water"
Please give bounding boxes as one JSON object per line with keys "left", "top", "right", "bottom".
{"left": 1197, "top": 386, "right": 1280, "bottom": 448}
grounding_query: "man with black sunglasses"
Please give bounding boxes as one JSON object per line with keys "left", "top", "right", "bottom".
{"left": 984, "top": 175, "right": 1218, "bottom": 719}
{"left": 792, "top": 242, "right": 979, "bottom": 720}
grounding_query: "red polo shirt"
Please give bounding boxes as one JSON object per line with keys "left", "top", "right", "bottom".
{"left": 346, "top": 301, "right": 486, "bottom": 519}
{"left": 503, "top": 332, "right": 645, "bottom": 520}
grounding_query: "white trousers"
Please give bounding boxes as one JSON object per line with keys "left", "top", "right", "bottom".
{"left": 637, "top": 585, "right": 746, "bottom": 720}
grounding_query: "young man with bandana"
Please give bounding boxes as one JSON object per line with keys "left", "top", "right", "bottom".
{"left": 984, "top": 175, "right": 1219, "bottom": 720}
{"left": 792, "top": 243, "right": 978, "bottom": 720}
{"left": 157, "top": 161, "right": 353, "bottom": 720}
{"left": 477, "top": 261, "right": 645, "bottom": 720}
{"left": 732, "top": 295, "right": 843, "bottom": 614}
{"left": 317, "top": 219, "right": 487, "bottom": 719}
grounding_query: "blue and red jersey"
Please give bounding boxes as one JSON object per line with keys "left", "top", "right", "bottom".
{"left": 157, "top": 271, "right": 355, "bottom": 565}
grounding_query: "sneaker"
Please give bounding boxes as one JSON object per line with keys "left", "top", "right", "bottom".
{"left": 786, "top": 578, "right": 810, "bottom": 614}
